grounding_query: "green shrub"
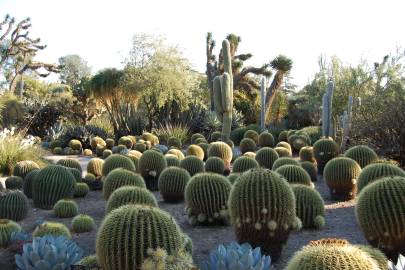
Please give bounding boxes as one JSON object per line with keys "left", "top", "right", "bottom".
{"left": 255, "top": 147, "right": 279, "bottom": 169}
{"left": 275, "top": 165, "right": 313, "bottom": 186}
{"left": 205, "top": 157, "right": 225, "bottom": 174}
{"left": 357, "top": 163, "right": 405, "bottom": 194}
{"left": 103, "top": 168, "right": 146, "bottom": 200}
{"left": 232, "top": 156, "right": 259, "bottom": 173}
{"left": 0, "top": 219, "right": 21, "bottom": 247}
{"left": 102, "top": 154, "right": 136, "bottom": 176}
{"left": 53, "top": 199, "right": 79, "bottom": 218}
{"left": 5, "top": 175, "right": 23, "bottom": 189}
{"left": 180, "top": 156, "right": 204, "bottom": 176}
{"left": 72, "top": 214, "right": 95, "bottom": 233}
{"left": 158, "top": 167, "right": 190, "bottom": 203}
{"left": 33, "top": 221, "right": 71, "bottom": 239}
{"left": 138, "top": 150, "right": 167, "bottom": 191}
{"left": 106, "top": 186, "right": 157, "bottom": 213}
{"left": 168, "top": 136, "right": 182, "bottom": 148}
{"left": 344, "top": 145, "right": 379, "bottom": 168}
{"left": 152, "top": 123, "right": 189, "bottom": 146}
{"left": 0, "top": 190, "right": 29, "bottom": 221}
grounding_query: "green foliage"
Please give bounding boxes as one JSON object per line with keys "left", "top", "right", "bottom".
{"left": 5, "top": 175, "right": 23, "bottom": 189}
{"left": 153, "top": 123, "right": 189, "bottom": 146}
{"left": 58, "top": 54, "right": 91, "bottom": 89}
{"left": 74, "top": 182, "right": 89, "bottom": 197}
{"left": 72, "top": 214, "right": 95, "bottom": 233}
{"left": 185, "top": 173, "right": 232, "bottom": 225}
{"left": 12, "top": 160, "right": 40, "bottom": 179}
{"left": 33, "top": 221, "right": 71, "bottom": 239}
{"left": 258, "top": 132, "right": 275, "bottom": 147}
{"left": 0, "top": 190, "right": 28, "bottom": 221}
{"left": 255, "top": 147, "right": 279, "bottom": 169}
{"left": 102, "top": 154, "right": 136, "bottom": 176}
{"left": 205, "top": 157, "right": 225, "bottom": 174}
{"left": 138, "top": 150, "right": 167, "bottom": 190}
{"left": 32, "top": 165, "right": 76, "bottom": 209}
{"left": 23, "top": 169, "right": 39, "bottom": 198}
{"left": 103, "top": 168, "right": 146, "bottom": 199}
{"left": 56, "top": 158, "right": 82, "bottom": 173}
{"left": 229, "top": 168, "right": 298, "bottom": 260}
{"left": 106, "top": 186, "right": 157, "bottom": 213}
{"left": 232, "top": 156, "right": 259, "bottom": 173}
{"left": 275, "top": 165, "right": 313, "bottom": 186}
{"left": 96, "top": 204, "right": 184, "bottom": 270}
{"left": 272, "top": 157, "right": 300, "bottom": 171}
{"left": 239, "top": 138, "right": 256, "bottom": 154}
{"left": 324, "top": 157, "right": 361, "bottom": 200}
{"left": 0, "top": 92, "right": 24, "bottom": 127}
{"left": 344, "top": 145, "right": 379, "bottom": 168}
{"left": 300, "top": 161, "right": 318, "bottom": 182}
{"left": 292, "top": 184, "right": 325, "bottom": 229}
{"left": 158, "top": 167, "right": 190, "bottom": 203}
{"left": 53, "top": 199, "right": 79, "bottom": 218}
{"left": 313, "top": 138, "right": 339, "bottom": 173}
{"left": 0, "top": 219, "right": 21, "bottom": 247}
{"left": 186, "top": 144, "right": 205, "bottom": 160}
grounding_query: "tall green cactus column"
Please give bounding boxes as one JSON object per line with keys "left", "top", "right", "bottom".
{"left": 322, "top": 80, "right": 334, "bottom": 137}
{"left": 213, "top": 40, "right": 233, "bottom": 141}
{"left": 260, "top": 77, "right": 266, "bottom": 130}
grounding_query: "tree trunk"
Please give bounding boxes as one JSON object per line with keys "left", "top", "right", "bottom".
{"left": 265, "top": 71, "right": 284, "bottom": 123}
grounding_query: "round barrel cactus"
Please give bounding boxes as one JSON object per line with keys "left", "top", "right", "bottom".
{"left": 87, "top": 157, "right": 104, "bottom": 177}
{"left": 276, "top": 141, "right": 292, "bottom": 152}
{"left": 74, "top": 182, "right": 89, "bottom": 197}
{"left": 53, "top": 199, "right": 79, "bottom": 218}
{"left": 274, "top": 147, "right": 292, "bottom": 158}
{"left": 205, "top": 157, "right": 225, "bottom": 174}
{"left": 118, "top": 136, "right": 133, "bottom": 149}
{"left": 56, "top": 158, "right": 82, "bottom": 173}
{"left": 185, "top": 173, "right": 232, "bottom": 226}
{"left": 5, "top": 176, "right": 23, "bottom": 189}
{"left": 106, "top": 186, "right": 157, "bottom": 213}
{"left": 102, "top": 149, "right": 112, "bottom": 159}
{"left": 300, "top": 161, "right": 318, "bottom": 182}
{"left": 106, "top": 138, "right": 115, "bottom": 149}
{"left": 210, "top": 131, "right": 222, "bottom": 142}
{"left": 356, "top": 176, "right": 405, "bottom": 260}
{"left": 180, "top": 156, "right": 204, "bottom": 176}
{"left": 23, "top": 169, "right": 40, "bottom": 198}
{"left": 228, "top": 173, "right": 240, "bottom": 184}
{"left": 90, "top": 136, "right": 106, "bottom": 150}
{"left": 275, "top": 165, "right": 313, "bottom": 187}
{"left": 254, "top": 147, "right": 279, "bottom": 169}
{"left": 102, "top": 154, "right": 136, "bottom": 176}
{"left": 229, "top": 168, "right": 299, "bottom": 261}
{"left": 13, "top": 160, "right": 40, "bottom": 178}
{"left": 186, "top": 144, "right": 205, "bottom": 160}
{"left": 291, "top": 184, "right": 325, "bottom": 229}
{"left": 134, "top": 142, "right": 147, "bottom": 153}
{"left": 83, "top": 149, "right": 93, "bottom": 156}
{"left": 357, "top": 163, "right": 405, "bottom": 194}
{"left": 102, "top": 168, "right": 145, "bottom": 200}
{"left": 258, "top": 131, "right": 275, "bottom": 147}
{"left": 69, "top": 139, "right": 82, "bottom": 150}
{"left": 191, "top": 133, "right": 205, "bottom": 144}
{"left": 32, "top": 165, "right": 76, "bottom": 209}
{"left": 96, "top": 205, "right": 184, "bottom": 270}
{"left": 198, "top": 143, "right": 209, "bottom": 161}
{"left": 69, "top": 167, "right": 82, "bottom": 182}
{"left": 272, "top": 157, "right": 300, "bottom": 171}
{"left": 344, "top": 145, "right": 379, "bottom": 168}
{"left": 323, "top": 157, "right": 361, "bottom": 200}
{"left": 72, "top": 214, "right": 95, "bottom": 233}
{"left": 0, "top": 219, "right": 21, "bottom": 247}
{"left": 313, "top": 138, "right": 339, "bottom": 174}
{"left": 239, "top": 138, "right": 256, "bottom": 154}
{"left": 33, "top": 221, "right": 71, "bottom": 239}
{"left": 0, "top": 190, "right": 29, "bottom": 221}
{"left": 138, "top": 150, "right": 167, "bottom": 191}
{"left": 166, "top": 155, "right": 180, "bottom": 167}
{"left": 168, "top": 137, "right": 181, "bottom": 148}
{"left": 244, "top": 130, "right": 259, "bottom": 144}
{"left": 167, "top": 149, "right": 185, "bottom": 160}
{"left": 208, "top": 142, "right": 233, "bottom": 169}
{"left": 299, "top": 146, "right": 315, "bottom": 163}
{"left": 278, "top": 130, "right": 288, "bottom": 142}
{"left": 232, "top": 156, "right": 259, "bottom": 173}
{"left": 158, "top": 167, "right": 190, "bottom": 203}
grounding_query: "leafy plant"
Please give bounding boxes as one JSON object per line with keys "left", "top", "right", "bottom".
{"left": 152, "top": 122, "right": 190, "bottom": 145}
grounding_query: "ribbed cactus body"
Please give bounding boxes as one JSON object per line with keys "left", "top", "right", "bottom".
{"left": 23, "top": 169, "right": 39, "bottom": 198}
{"left": 103, "top": 168, "right": 145, "bottom": 199}
{"left": 276, "top": 165, "right": 313, "bottom": 187}
{"left": 313, "top": 138, "right": 339, "bottom": 174}
{"left": 102, "top": 149, "right": 112, "bottom": 159}
{"left": 138, "top": 150, "right": 167, "bottom": 191}
{"left": 166, "top": 155, "right": 180, "bottom": 167}
{"left": 158, "top": 167, "right": 190, "bottom": 202}
{"left": 0, "top": 219, "right": 21, "bottom": 247}
{"left": 292, "top": 185, "right": 325, "bottom": 229}
{"left": 232, "top": 156, "right": 259, "bottom": 173}
{"left": 276, "top": 141, "right": 292, "bottom": 152}
{"left": 53, "top": 199, "right": 79, "bottom": 218}
{"left": 134, "top": 143, "right": 147, "bottom": 153}
{"left": 96, "top": 205, "right": 184, "bottom": 270}
{"left": 191, "top": 133, "right": 205, "bottom": 144}
{"left": 180, "top": 156, "right": 204, "bottom": 176}
{"left": 186, "top": 144, "right": 205, "bottom": 160}
{"left": 90, "top": 136, "right": 106, "bottom": 150}
{"left": 33, "top": 221, "right": 71, "bottom": 239}
{"left": 32, "top": 165, "right": 76, "bottom": 209}
{"left": 0, "top": 190, "right": 29, "bottom": 221}
{"left": 229, "top": 168, "right": 298, "bottom": 260}
{"left": 356, "top": 163, "right": 405, "bottom": 193}
{"left": 69, "top": 168, "right": 82, "bottom": 182}
{"left": 244, "top": 130, "right": 259, "bottom": 144}
{"left": 243, "top": 151, "right": 256, "bottom": 159}
{"left": 324, "top": 157, "right": 361, "bottom": 200}
{"left": 72, "top": 214, "right": 95, "bottom": 233}
{"left": 83, "top": 149, "right": 93, "bottom": 156}
{"left": 106, "top": 186, "right": 157, "bottom": 213}
{"left": 278, "top": 130, "right": 288, "bottom": 142}
{"left": 198, "top": 143, "right": 209, "bottom": 161}
{"left": 118, "top": 136, "right": 133, "bottom": 149}
{"left": 102, "top": 154, "right": 136, "bottom": 176}
{"left": 258, "top": 132, "right": 275, "bottom": 147}
{"left": 5, "top": 176, "right": 23, "bottom": 189}
{"left": 272, "top": 157, "right": 300, "bottom": 171}
{"left": 299, "top": 146, "right": 315, "bottom": 163}
{"left": 205, "top": 157, "right": 225, "bottom": 174}
{"left": 356, "top": 245, "right": 388, "bottom": 270}
{"left": 167, "top": 149, "right": 185, "bottom": 160}
{"left": 345, "top": 145, "right": 379, "bottom": 168}
{"left": 69, "top": 139, "right": 82, "bottom": 150}
{"left": 74, "top": 182, "right": 89, "bottom": 197}
{"left": 185, "top": 173, "right": 231, "bottom": 225}
{"left": 106, "top": 138, "right": 115, "bottom": 149}
{"left": 227, "top": 173, "right": 240, "bottom": 184}
{"left": 13, "top": 160, "right": 40, "bottom": 178}
{"left": 210, "top": 131, "right": 222, "bottom": 142}
{"left": 239, "top": 138, "right": 256, "bottom": 154}
{"left": 356, "top": 176, "right": 405, "bottom": 260}
{"left": 300, "top": 161, "right": 318, "bottom": 182}
{"left": 87, "top": 158, "right": 104, "bottom": 177}
{"left": 274, "top": 147, "right": 292, "bottom": 158}
{"left": 57, "top": 158, "right": 82, "bottom": 173}
{"left": 208, "top": 142, "right": 233, "bottom": 168}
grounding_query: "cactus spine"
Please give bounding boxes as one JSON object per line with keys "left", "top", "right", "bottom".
{"left": 322, "top": 80, "right": 334, "bottom": 137}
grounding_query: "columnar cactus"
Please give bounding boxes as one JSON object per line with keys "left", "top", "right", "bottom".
{"left": 356, "top": 176, "right": 405, "bottom": 261}
{"left": 0, "top": 219, "right": 21, "bottom": 247}
{"left": 72, "top": 214, "right": 95, "bottom": 233}
{"left": 291, "top": 184, "right": 325, "bottom": 229}
{"left": 13, "top": 160, "right": 40, "bottom": 178}
{"left": 102, "top": 154, "right": 136, "bottom": 176}
{"left": 186, "top": 144, "right": 205, "bottom": 160}
{"left": 323, "top": 157, "right": 362, "bottom": 200}
{"left": 23, "top": 169, "right": 40, "bottom": 198}
{"left": 208, "top": 142, "right": 233, "bottom": 169}
{"left": 33, "top": 221, "right": 71, "bottom": 239}
{"left": 258, "top": 131, "right": 275, "bottom": 147}
{"left": 205, "top": 157, "right": 225, "bottom": 174}
{"left": 185, "top": 173, "right": 232, "bottom": 226}
{"left": 106, "top": 186, "right": 157, "bottom": 213}
{"left": 232, "top": 156, "right": 259, "bottom": 173}
{"left": 53, "top": 199, "right": 79, "bottom": 218}
{"left": 102, "top": 168, "right": 146, "bottom": 199}
{"left": 313, "top": 138, "right": 339, "bottom": 174}
{"left": 272, "top": 157, "right": 300, "bottom": 171}
{"left": 158, "top": 167, "right": 190, "bottom": 202}
{"left": 239, "top": 138, "right": 256, "bottom": 154}
{"left": 96, "top": 205, "right": 184, "bottom": 270}
{"left": 300, "top": 161, "right": 318, "bottom": 182}
{"left": 357, "top": 163, "right": 405, "bottom": 193}
{"left": 0, "top": 190, "right": 29, "bottom": 221}
{"left": 74, "top": 182, "right": 89, "bottom": 197}
{"left": 87, "top": 157, "right": 104, "bottom": 177}
{"left": 138, "top": 150, "right": 167, "bottom": 191}
{"left": 180, "top": 156, "right": 204, "bottom": 176}
{"left": 275, "top": 165, "right": 313, "bottom": 187}
{"left": 229, "top": 168, "right": 299, "bottom": 260}
{"left": 56, "top": 158, "right": 82, "bottom": 173}
{"left": 32, "top": 165, "right": 76, "bottom": 209}
{"left": 260, "top": 77, "right": 266, "bottom": 130}
{"left": 322, "top": 80, "right": 335, "bottom": 137}
{"left": 344, "top": 145, "right": 379, "bottom": 168}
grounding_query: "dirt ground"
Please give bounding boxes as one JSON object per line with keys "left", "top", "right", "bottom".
{"left": 1, "top": 155, "right": 367, "bottom": 269}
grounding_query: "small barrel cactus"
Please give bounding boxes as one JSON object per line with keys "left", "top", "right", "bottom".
{"left": 166, "top": 155, "right": 180, "bottom": 167}
{"left": 23, "top": 169, "right": 40, "bottom": 198}
{"left": 102, "top": 168, "right": 146, "bottom": 200}
{"left": 198, "top": 143, "right": 209, "bottom": 160}
{"left": 134, "top": 142, "right": 147, "bottom": 153}
{"left": 180, "top": 156, "right": 204, "bottom": 176}
{"left": 168, "top": 136, "right": 182, "bottom": 148}
{"left": 300, "top": 161, "right": 318, "bottom": 182}
{"left": 205, "top": 157, "right": 225, "bottom": 174}
{"left": 278, "top": 130, "right": 288, "bottom": 142}
{"left": 118, "top": 136, "right": 134, "bottom": 149}
{"left": 239, "top": 138, "right": 256, "bottom": 154}
{"left": 186, "top": 144, "right": 205, "bottom": 160}
{"left": 83, "top": 149, "right": 93, "bottom": 156}
{"left": 69, "top": 167, "right": 82, "bottom": 182}
{"left": 357, "top": 163, "right": 405, "bottom": 194}
{"left": 102, "top": 149, "right": 112, "bottom": 159}
{"left": 313, "top": 138, "right": 339, "bottom": 174}
{"left": 102, "top": 154, "right": 136, "bottom": 176}
{"left": 32, "top": 165, "right": 76, "bottom": 209}
{"left": 210, "top": 131, "right": 222, "bottom": 142}
{"left": 274, "top": 146, "right": 292, "bottom": 158}
{"left": 208, "top": 142, "right": 233, "bottom": 169}
{"left": 275, "top": 165, "right": 313, "bottom": 187}
{"left": 90, "top": 136, "right": 106, "bottom": 150}
{"left": 158, "top": 167, "right": 190, "bottom": 203}
{"left": 53, "top": 199, "right": 79, "bottom": 218}
{"left": 345, "top": 145, "right": 379, "bottom": 168}
{"left": 299, "top": 146, "right": 315, "bottom": 163}
{"left": 33, "top": 221, "right": 71, "bottom": 239}
{"left": 71, "top": 214, "right": 95, "bottom": 233}
{"left": 0, "top": 190, "right": 29, "bottom": 221}
{"left": 69, "top": 139, "right": 82, "bottom": 150}
{"left": 52, "top": 147, "right": 63, "bottom": 154}
{"left": 191, "top": 133, "right": 205, "bottom": 144}
{"left": 74, "top": 182, "right": 89, "bottom": 197}
{"left": 228, "top": 173, "right": 240, "bottom": 184}
{"left": 232, "top": 156, "right": 259, "bottom": 173}
{"left": 56, "top": 158, "right": 82, "bottom": 173}
{"left": 106, "top": 138, "right": 115, "bottom": 149}
{"left": 185, "top": 173, "right": 232, "bottom": 226}
{"left": 138, "top": 150, "right": 167, "bottom": 191}
{"left": 141, "top": 248, "right": 195, "bottom": 270}
{"left": 96, "top": 204, "right": 184, "bottom": 270}
{"left": 106, "top": 186, "right": 157, "bottom": 213}
{"left": 244, "top": 130, "right": 259, "bottom": 144}
{"left": 356, "top": 176, "right": 405, "bottom": 261}
{"left": 0, "top": 219, "right": 21, "bottom": 247}
{"left": 258, "top": 131, "right": 275, "bottom": 147}
{"left": 87, "top": 157, "right": 104, "bottom": 177}
{"left": 291, "top": 184, "right": 325, "bottom": 229}
{"left": 276, "top": 141, "right": 292, "bottom": 152}
{"left": 254, "top": 147, "right": 279, "bottom": 169}
{"left": 272, "top": 157, "right": 300, "bottom": 171}
{"left": 229, "top": 168, "right": 299, "bottom": 261}
{"left": 167, "top": 148, "right": 185, "bottom": 160}
{"left": 323, "top": 157, "right": 361, "bottom": 200}
{"left": 13, "top": 160, "right": 40, "bottom": 178}
{"left": 5, "top": 175, "right": 23, "bottom": 189}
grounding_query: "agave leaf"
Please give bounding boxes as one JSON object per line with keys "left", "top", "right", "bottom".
{"left": 216, "top": 260, "right": 228, "bottom": 270}
{"left": 44, "top": 249, "right": 57, "bottom": 267}
{"left": 30, "top": 251, "right": 41, "bottom": 265}
{"left": 51, "top": 263, "right": 65, "bottom": 270}
{"left": 15, "top": 254, "right": 26, "bottom": 269}
{"left": 34, "top": 260, "right": 51, "bottom": 270}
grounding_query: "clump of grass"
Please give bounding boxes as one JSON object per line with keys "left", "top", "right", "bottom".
{"left": 153, "top": 123, "right": 190, "bottom": 145}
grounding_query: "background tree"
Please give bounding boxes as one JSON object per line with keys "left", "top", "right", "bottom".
{"left": 58, "top": 54, "right": 91, "bottom": 89}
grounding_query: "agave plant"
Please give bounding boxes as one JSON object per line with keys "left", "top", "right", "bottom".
{"left": 201, "top": 242, "right": 271, "bottom": 270}
{"left": 15, "top": 235, "right": 84, "bottom": 270}
{"left": 389, "top": 254, "right": 405, "bottom": 270}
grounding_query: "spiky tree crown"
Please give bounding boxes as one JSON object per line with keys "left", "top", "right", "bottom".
{"left": 270, "top": 55, "right": 293, "bottom": 72}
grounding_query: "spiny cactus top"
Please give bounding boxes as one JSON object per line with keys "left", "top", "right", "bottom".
{"left": 313, "top": 138, "right": 339, "bottom": 164}
{"left": 56, "top": 158, "right": 82, "bottom": 173}
{"left": 87, "top": 157, "right": 104, "bottom": 177}
{"left": 186, "top": 144, "right": 205, "bottom": 160}
{"left": 102, "top": 168, "right": 146, "bottom": 199}
{"left": 243, "top": 130, "right": 259, "bottom": 144}
{"left": 275, "top": 165, "right": 313, "bottom": 186}
{"left": 0, "top": 219, "right": 21, "bottom": 247}
{"left": 272, "top": 157, "right": 300, "bottom": 171}
{"left": 232, "top": 156, "right": 259, "bottom": 173}
{"left": 208, "top": 142, "right": 233, "bottom": 164}
{"left": 12, "top": 160, "right": 40, "bottom": 178}
{"left": 258, "top": 131, "right": 275, "bottom": 147}
{"left": 344, "top": 145, "right": 379, "bottom": 168}
{"left": 357, "top": 163, "right": 405, "bottom": 193}
{"left": 106, "top": 185, "right": 157, "bottom": 213}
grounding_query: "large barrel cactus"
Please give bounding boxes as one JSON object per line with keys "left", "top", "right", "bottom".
{"left": 13, "top": 160, "right": 40, "bottom": 178}
{"left": 23, "top": 169, "right": 40, "bottom": 198}
{"left": 138, "top": 150, "right": 167, "bottom": 191}
{"left": 0, "top": 219, "right": 21, "bottom": 247}
{"left": 87, "top": 158, "right": 104, "bottom": 178}
{"left": 102, "top": 154, "right": 136, "bottom": 176}
{"left": 275, "top": 165, "right": 313, "bottom": 187}
{"left": 232, "top": 156, "right": 259, "bottom": 173}
{"left": 323, "top": 157, "right": 361, "bottom": 200}
{"left": 180, "top": 156, "right": 204, "bottom": 176}
{"left": 344, "top": 145, "right": 379, "bottom": 168}
{"left": 313, "top": 138, "right": 339, "bottom": 174}
{"left": 106, "top": 186, "right": 157, "bottom": 213}
{"left": 185, "top": 173, "right": 232, "bottom": 226}
{"left": 56, "top": 158, "right": 82, "bottom": 173}
{"left": 158, "top": 167, "right": 190, "bottom": 203}
{"left": 32, "top": 165, "right": 76, "bottom": 209}
{"left": 53, "top": 199, "right": 79, "bottom": 218}
{"left": 96, "top": 205, "right": 184, "bottom": 270}
{"left": 229, "top": 168, "right": 299, "bottom": 260}
{"left": 357, "top": 163, "right": 405, "bottom": 194}
{"left": 0, "top": 190, "right": 29, "bottom": 221}
{"left": 356, "top": 176, "right": 405, "bottom": 260}
{"left": 255, "top": 147, "right": 279, "bottom": 169}
{"left": 102, "top": 168, "right": 146, "bottom": 200}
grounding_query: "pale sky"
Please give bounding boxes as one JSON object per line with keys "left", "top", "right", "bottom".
{"left": 1, "top": 0, "right": 405, "bottom": 88}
